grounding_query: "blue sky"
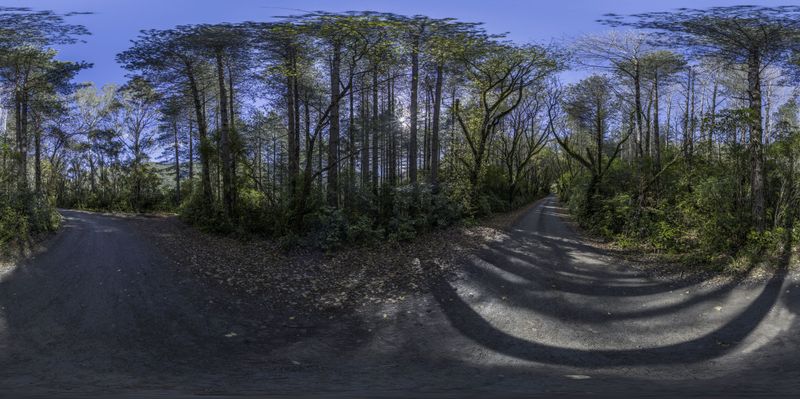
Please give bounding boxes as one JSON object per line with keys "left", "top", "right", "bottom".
{"left": 14, "top": 0, "right": 796, "bottom": 87}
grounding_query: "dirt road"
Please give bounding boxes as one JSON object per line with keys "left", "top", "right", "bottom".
{"left": 1, "top": 197, "right": 798, "bottom": 397}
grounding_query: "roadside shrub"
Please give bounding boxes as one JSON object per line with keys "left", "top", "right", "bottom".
{"left": 26, "top": 196, "right": 61, "bottom": 233}
{"left": 308, "top": 206, "right": 349, "bottom": 250}
{"left": 430, "top": 190, "right": 464, "bottom": 228}
{"left": 387, "top": 215, "right": 418, "bottom": 242}
{"left": 346, "top": 214, "right": 384, "bottom": 245}
{"left": 563, "top": 173, "right": 592, "bottom": 218}
{"left": 0, "top": 195, "right": 60, "bottom": 255}
{"left": 0, "top": 205, "right": 28, "bottom": 246}
{"left": 651, "top": 219, "right": 683, "bottom": 252}
{"left": 236, "top": 188, "right": 278, "bottom": 235}
{"left": 744, "top": 227, "right": 788, "bottom": 259}
{"left": 590, "top": 193, "right": 632, "bottom": 237}
{"left": 179, "top": 187, "right": 228, "bottom": 232}
{"left": 683, "top": 175, "right": 747, "bottom": 254}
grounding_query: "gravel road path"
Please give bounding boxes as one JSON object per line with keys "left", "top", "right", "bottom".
{"left": 1, "top": 197, "right": 798, "bottom": 397}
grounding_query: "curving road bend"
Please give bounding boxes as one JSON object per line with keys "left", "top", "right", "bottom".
{"left": 0, "top": 198, "right": 798, "bottom": 397}
{"left": 427, "top": 197, "right": 800, "bottom": 379}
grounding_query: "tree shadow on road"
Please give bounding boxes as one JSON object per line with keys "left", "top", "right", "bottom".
{"left": 0, "top": 206, "right": 796, "bottom": 395}
{"left": 430, "top": 201, "right": 793, "bottom": 368}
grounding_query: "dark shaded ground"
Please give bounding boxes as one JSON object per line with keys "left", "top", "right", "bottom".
{"left": 0, "top": 197, "right": 798, "bottom": 397}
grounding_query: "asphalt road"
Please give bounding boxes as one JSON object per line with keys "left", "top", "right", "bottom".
{"left": 1, "top": 197, "right": 799, "bottom": 397}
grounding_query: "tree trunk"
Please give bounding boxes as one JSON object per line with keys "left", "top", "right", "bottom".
{"left": 173, "top": 120, "right": 181, "bottom": 204}
{"left": 327, "top": 41, "right": 341, "bottom": 208}
{"left": 228, "top": 62, "right": 238, "bottom": 209}
{"left": 423, "top": 82, "right": 430, "bottom": 172}
{"left": 88, "top": 154, "right": 96, "bottom": 194}
{"left": 747, "top": 50, "right": 765, "bottom": 231}
{"left": 188, "top": 114, "right": 194, "bottom": 182}
{"left": 645, "top": 85, "right": 652, "bottom": 157}
{"left": 15, "top": 89, "right": 29, "bottom": 194}
{"left": 215, "top": 50, "right": 234, "bottom": 217}
{"left": 34, "top": 115, "right": 42, "bottom": 196}
{"left": 389, "top": 76, "right": 397, "bottom": 186}
{"left": 361, "top": 75, "right": 369, "bottom": 187}
{"left": 596, "top": 99, "right": 603, "bottom": 177}
{"left": 665, "top": 88, "right": 672, "bottom": 147}
{"left": 371, "top": 68, "right": 379, "bottom": 191}
{"left": 683, "top": 69, "right": 693, "bottom": 161}
{"left": 255, "top": 135, "right": 262, "bottom": 191}
{"left": 431, "top": 63, "right": 443, "bottom": 192}
{"left": 708, "top": 80, "right": 718, "bottom": 158}
{"left": 653, "top": 70, "right": 661, "bottom": 173}
{"left": 286, "top": 49, "right": 299, "bottom": 194}
{"left": 689, "top": 70, "right": 696, "bottom": 159}
{"left": 764, "top": 80, "right": 772, "bottom": 146}
{"left": 634, "top": 64, "right": 644, "bottom": 158}
{"left": 409, "top": 37, "right": 419, "bottom": 185}
{"left": 347, "top": 74, "right": 355, "bottom": 205}
{"left": 185, "top": 61, "right": 213, "bottom": 208}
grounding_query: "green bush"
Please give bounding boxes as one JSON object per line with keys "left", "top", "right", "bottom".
{"left": 430, "top": 190, "right": 464, "bottom": 228}
{"left": 26, "top": 196, "right": 61, "bottom": 233}
{"left": 0, "top": 205, "right": 28, "bottom": 245}
{"left": 557, "top": 150, "right": 797, "bottom": 268}
{"left": 0, "top": 195, "right": 60, "bottom": 254}
{"left": 651, "top": 219, "right": 683, "bottom": 252}
{"left": 309, "top": 206, "right": 349, "bottom": 250}
{"left": 387, "top": 215, "right": 418, "bottom": 242}
{"left": 236, "top": 188, "right": 282, "bottom": 235}
{"left": 346, "top": 214, "right": 384, "bottom": 244}
{"left": 178, "top": 187, "right": 228, "bottom": 232}
{"left": 681, "top": 174, "right": 747, "bottom": 254}
{"left": 744, "top": 227, "right": 787, "bottom": 259}
{"left": 591, "top": 193, "right": 632, "bottom": 237}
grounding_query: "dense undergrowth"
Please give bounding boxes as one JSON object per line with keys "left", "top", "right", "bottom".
{"left": 559, "top": 149, "right": 799, "bottom": 273}
{"left": 0, "top": 194, "right": 61, "bottom": 257}
{"left": 179, "top": 172, "right": 548, "bottom": 252}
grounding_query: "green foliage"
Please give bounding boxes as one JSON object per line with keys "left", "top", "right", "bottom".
{"left": 127, "top": 163, "right": 166, "bottom": 211}
{"left": 479, "top": 165, "right": 512, "bottom": 214}
{"left": 308, "top": 207, "right": 351, "bottom": 251}
{"left": 346, "top": 214, "right": 384, "bottom": 245}
{"left": 560, "top": 143, "right": 797, "bottom": 270}
{"left": 25, "top": 196, "right": 62, "bottom": 234}
{"left": 170, "top": 140, "right": 551, "bottom": 251}
{"left": 291, "top": 184, "right": 466, "bottom": 251}
{"left": 0, "top": 195, "right": 60, "bottom": 254}
{"left": 561, "top": 173, "right": 591, "bottom": 218}
{"left": 178, "top": 187, "right": 227, "bottom": 233}
{"left": 0, "top": 205, "right": 29, "bottom": 246}
{"left": 590, "top": 193, "right": 633, "bottom": 238}
{"left": 744, "top": 227, "right": 787, "bottom": 259}
{"left": 430, "top": 189, "right": 465, "bottom": 229}
{"left": 235, "top": 188, "right": 277, "bottom": 235}
{"left": 681, "top": 174, "right": 748, "bottom": 254}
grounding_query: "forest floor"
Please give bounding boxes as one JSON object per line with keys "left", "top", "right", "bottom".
{"left": 129, "top": 201, "right": 537, "bottom": 322}
{"left": 1, "top": 197, "right": 799, "bottom": 397}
